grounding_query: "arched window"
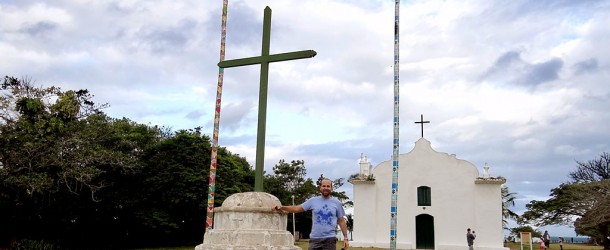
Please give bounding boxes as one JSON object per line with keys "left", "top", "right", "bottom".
{"left": 417, "top": 186, "right": 431, "bottom": 206}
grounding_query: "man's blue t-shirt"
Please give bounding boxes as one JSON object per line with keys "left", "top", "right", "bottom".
{"left": 301, "top": 196, "right": 345, "bottom": 239}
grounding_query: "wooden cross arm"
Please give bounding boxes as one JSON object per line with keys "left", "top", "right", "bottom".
{"left": 218, "top": 50, "right": 317, "bottom": 68}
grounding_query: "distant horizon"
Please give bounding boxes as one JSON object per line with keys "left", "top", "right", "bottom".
{"left": 503, "top": 222, "right": 583, "bottom": 238}
{"left": 510, "top": 236, "right": 591, "bottom": 244}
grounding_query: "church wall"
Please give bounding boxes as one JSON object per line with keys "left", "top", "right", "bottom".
{"left": 352, "top": 182, "right": 377, "bottom": 243}
{"left": 350, "top": 139, "right": 508, "bottom": 250}
{"left": 365, "top": 143, "right": 482, "bottom": 248}
{"left": 474, "top": 184, "right": 505, "bottom": 249}
{"left": 401, "top": 148, "right": 479, "bottom": 248}
{"left": 373, "top": 159, "right": 393, "bottom": 246}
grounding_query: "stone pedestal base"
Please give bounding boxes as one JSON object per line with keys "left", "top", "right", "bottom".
{"left": 195, "top": 192, "right": 300, "bottom": 250}
{"left": 195, "top": 230, "right": 299, "bottom": 250}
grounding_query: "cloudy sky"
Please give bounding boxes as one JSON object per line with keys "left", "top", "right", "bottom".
{"left": 2, "top": 0, "right": 609, "bottom": 237}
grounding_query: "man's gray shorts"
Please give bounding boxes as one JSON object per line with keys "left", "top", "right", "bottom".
{"left": 308, "top": 237, "right": 336, "bottom": 250}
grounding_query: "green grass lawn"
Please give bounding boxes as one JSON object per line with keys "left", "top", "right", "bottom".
{"left": 297, "top": 241, "right": 604, "bottom": 250}
{"left": 133, "top": 241, "right": 386, "bottom": 250}
{"left": 135, "top": 241, "right": 603, "bottom": 250}
{"left": 133, "top": 242, "right": 376, "bottom": 250}
{"left": 295, "top": 240, "right": 376, "bottom": 249}
{"left": 503, "top": 242, "right": 602, "bottom": 250}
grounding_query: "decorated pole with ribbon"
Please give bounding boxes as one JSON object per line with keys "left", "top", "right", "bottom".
{"left": 206, "top": 0, "right": 229, "bottom": 233}
{"left": 390, "top": 0, "right": 400, "bottom": 249}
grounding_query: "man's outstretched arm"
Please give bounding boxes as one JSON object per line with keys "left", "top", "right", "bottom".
{"left": 272, "top": 205, "right": 305, "bottom": 213}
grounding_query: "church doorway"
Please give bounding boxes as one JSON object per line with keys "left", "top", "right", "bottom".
{"left": 416, "top": 214, "right": 435, "bottom": 249}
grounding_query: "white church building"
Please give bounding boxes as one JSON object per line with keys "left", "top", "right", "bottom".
{"left": 349, "top": 138, "right": 509, "bottom": 250}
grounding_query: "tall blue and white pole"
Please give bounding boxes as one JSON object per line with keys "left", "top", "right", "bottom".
{"left": 390, "top": 0, "right": 400, "bottom": 249}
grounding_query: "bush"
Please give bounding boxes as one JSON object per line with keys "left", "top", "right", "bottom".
{"left": 12, "top": 239, "right": 59, "bottom": 250}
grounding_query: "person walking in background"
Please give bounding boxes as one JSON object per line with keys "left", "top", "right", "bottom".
{"left": 559, "top": 237, "right": 564, "bottom": 250}
{"left": 543, "top": 231, "right": 551, "bottom": 249}
{"left": 539, "top": 237, "right": 546, "bottom": 250}
{"left": 466, "top": 228, "right": 475, "bottom": 250}
{"left": 273, "top": 178, "right": 349, "bottom": 250}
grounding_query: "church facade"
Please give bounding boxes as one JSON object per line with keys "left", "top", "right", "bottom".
{"left": 349, "top": 138, "right": 508, "bottom": 250}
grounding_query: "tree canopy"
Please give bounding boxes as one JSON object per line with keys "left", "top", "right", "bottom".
{"left": 0, "top": 76, "right": 364, "bottom": 248}
{"left": 0, "top": 76, "right": 356, "bottom": 248}
{"left": 509, "top": 225, "right": 542, "bottom": 239}
{"left": 520, "top": 152, "right": 610, "bottom": 249}
{"left": 0, "top": 77, "right": 258, "bottom": 248}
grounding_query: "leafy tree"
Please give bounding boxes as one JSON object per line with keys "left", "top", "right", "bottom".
{"left": 0, "top": 76, "right": 262, "bottom": 248}
{"left": 265, "top": 160, "right": 318, "bottom": 205}
{"left": 56, "top": 115, "right": 162, "bottom": 247}
{"left": 129, "top": 129, "right": 210, "bottom": 246}
{"left": 502, "top": 186, "right": 519, "bottom": 229}
{"left": 572, "top": 180, "right": 610, "bottom": 247}
{"left": 569, "top": 152, "right": 610, "bottom": 248}
{"left": 570, "top": 152, "right": 610, "bottom": 182}
{"left": 520, "top": 152, "right": 610, "bottom": 249}
{"left": 1, "top": 76, "right": 55, "bottom": 125}
{"left": 0, "top": 76, "right": 117, "bottom": 198}
{"left": 215, "top": 146, "right": 256, "bottom": 202}
{"left": 273, "top": 159, "right": 306, "bottom": 192}
{"left": 346, "top": 214, "right": 354, "bottom": 240}
{"left": 132, "top": 128, "right": 254, "bottom": 247}
{"left": 0, "top": 76, "right": 158, "bottom": 248}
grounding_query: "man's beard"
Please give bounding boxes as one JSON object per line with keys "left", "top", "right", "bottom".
{"left": 322, "top": 190, "right": 331, "bottom": 197}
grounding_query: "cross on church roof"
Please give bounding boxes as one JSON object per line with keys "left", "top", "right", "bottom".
{"left": 414, "top": 114, "right": 430, "bottom": 138}
{"left": 217, "top": 6, "right": 316, "bottom": 192}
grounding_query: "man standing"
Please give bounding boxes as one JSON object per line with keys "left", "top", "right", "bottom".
{"left": 273, "top": 178, "right": 349, "bottom": 250}
{"left": 467, "top": 228, "right": 475, "bottom": 250}
{"left": 543, "top": 231, "right": 550, "bottom": 249}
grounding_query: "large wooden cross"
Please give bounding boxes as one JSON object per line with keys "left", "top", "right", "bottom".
{"left": 218, "top": 6, "right": 316, "bottom": 191}
{"left": 414, "top": 114, "right": 430, "bottom": 138}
